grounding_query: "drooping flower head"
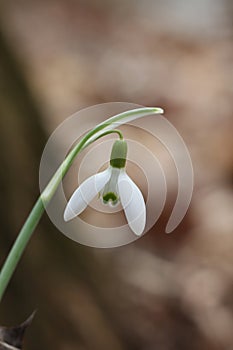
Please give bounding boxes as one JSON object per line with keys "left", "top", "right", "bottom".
{"left": 64, "top": 139, "right": 146, "bottom": 236}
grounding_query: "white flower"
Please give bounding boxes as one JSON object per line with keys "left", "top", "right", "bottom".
{"left": 64, "top": 140, "right": 146, "bottom": 236}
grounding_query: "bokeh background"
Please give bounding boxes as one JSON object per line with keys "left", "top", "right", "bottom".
{"left": 0, "top": 0, "right": 233, "bottom": 349}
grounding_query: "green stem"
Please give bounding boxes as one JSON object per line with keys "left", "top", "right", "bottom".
{"left": 0, "top": 107, "right": 163, "bottom": 302}
{"left": 0, "top": 198, "right": 44, "bottom": 301}
{"left": 87, "top": 129, "right": 123, "bottom": 142}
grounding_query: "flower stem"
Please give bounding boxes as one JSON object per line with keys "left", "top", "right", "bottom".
{"left": 0, "top": 198, "right": 44, "bottom": 302}
{"left": 0, "top": 107, "right": 163, "bottom": 302}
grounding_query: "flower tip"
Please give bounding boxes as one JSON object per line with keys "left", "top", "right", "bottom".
{"left": 129, "top": 218, "right": 146, "bottom": 236}
{"left": 132, "top": 226, "right": 145, "bottom": 237}
{"left": 63, "top": 207, "right": 75, "bottom": 222}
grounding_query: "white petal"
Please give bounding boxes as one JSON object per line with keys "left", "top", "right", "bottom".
{"left": 118, "top": 172, "right": 146, "bottom": 236}
{"left": 64, "top": 168, "right": 111, "bottom": 221}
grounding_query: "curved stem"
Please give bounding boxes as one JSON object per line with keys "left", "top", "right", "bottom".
{"left": 41, "top": 108, "right": 162, "bottom": 202}
{"left": 0, "top": 107, "right": 163, "bottom": 302}
{"left": 85, "top": 129, "right": 124, "bottom": 143}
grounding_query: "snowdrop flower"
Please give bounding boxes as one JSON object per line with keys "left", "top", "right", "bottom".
{"left": 64, "top": 139, "right": 146, "bottom": 236}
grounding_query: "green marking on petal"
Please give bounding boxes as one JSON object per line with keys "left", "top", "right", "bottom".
{"left": 103, "top": 192, "right": 118, "bottom": 205}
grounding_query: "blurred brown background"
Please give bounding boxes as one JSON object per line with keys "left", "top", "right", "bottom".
{"left": 0, "top": 0, "right": 233, "bottom": 349}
